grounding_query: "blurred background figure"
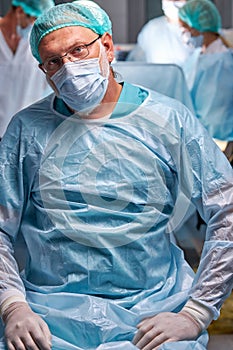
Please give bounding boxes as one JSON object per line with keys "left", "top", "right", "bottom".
{"left": 179, "top": 0, "right": 233, "bottom": 142}
{"left": 127, "top": 0, "right": 194, "bottom": 65}
{"left": 173, "top": 0, "right": 233, "bottom": 268}
{"left": 222, "top": 27, "right": 233, "bottom": 47}
{"left": 0, "top": 0, "right": 55, "bottom": 139}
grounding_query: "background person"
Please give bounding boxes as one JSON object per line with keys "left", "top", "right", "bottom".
{"left": 178, "top": 0, "right": 233, "bottom": 142}
{"left": 127, "top": 0, "right": 194, "bottom": 65}
{"left": 0, "top": 1, "right": 233, "bottom": 350}
{"left": 0, "top": 0, "right": 54, "bottom": 139}
{"left": 174, "top": 0, "right": 233, "bottom": 281}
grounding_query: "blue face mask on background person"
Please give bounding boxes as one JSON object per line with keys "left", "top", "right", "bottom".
{"left": 181, "top": 31, "right": 204, "bottom": 48}
{"left": 51, "top": 45, "right": 110, "bottom": 114}
{"left": 16, "top": 23, "right": 33, "bottom": 40}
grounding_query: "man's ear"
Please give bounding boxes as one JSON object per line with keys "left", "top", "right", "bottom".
{"left": 101, "top": 33, "right": 114, "bottom": 63}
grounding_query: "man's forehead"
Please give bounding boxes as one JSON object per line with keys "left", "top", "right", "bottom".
{"left": 41, "top": 26, "right": 96, "bottom": 43}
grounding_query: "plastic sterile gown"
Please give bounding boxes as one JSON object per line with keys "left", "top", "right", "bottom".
{"left": 0, "top": 83, "right": 233, "bottom": 350}
{"left": 183, "top": 47, "right": 233, "bottom": 141}
{"left": 127, "top": 16, "right": 193, "bottom": 65}
{"left": 0, "top": 30, "right": 51, "bottom": 138}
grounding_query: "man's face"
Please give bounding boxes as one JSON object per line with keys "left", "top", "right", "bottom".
{"left": 16, "top": 7, "right": 36, "bottom": 28}
{"left": 39, "top": 26, "right": 114, "bottom": 77}
{"left": 179, "top": 20, "right": 201, "bottom": 37}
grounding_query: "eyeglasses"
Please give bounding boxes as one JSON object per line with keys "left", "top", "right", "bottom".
{"left": 41, "top": 35, "right": 102, "bottom": 73}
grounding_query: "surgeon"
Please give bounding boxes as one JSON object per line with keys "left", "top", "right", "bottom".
{"left": 0, "top": 0, "right": 54, "bottom": 139}
{"left": 0, "top": 1, "right": 233, "bottom": 350}
{"left": 127, "top": 0, "right": 193, "bottom": 65}
{"left": 178, "top": 0, "right": 233, "bottom": 141}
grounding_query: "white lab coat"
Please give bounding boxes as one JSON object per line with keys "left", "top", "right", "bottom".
{"left": 128, "top": 16, "right": 193, "bottom": 65}
{"left": 0, "top": 30, "right": 51, "bottom": 137}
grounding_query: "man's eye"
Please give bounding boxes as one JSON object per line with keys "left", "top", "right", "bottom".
{"left": 48, "top": 57, "right": 60, "bottom": 66}
{"left": 71, "top": 46, "right": 85, "bottom": 55}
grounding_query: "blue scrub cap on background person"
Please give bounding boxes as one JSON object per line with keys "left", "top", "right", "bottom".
{"left": 12, "top": 0, "right": 55, "bottom": 18}
{"left": 30, "top": 0, "right": 113, "bottom": 63}
{"left": 178, "top": 0, "right": 222, "bottom": 33}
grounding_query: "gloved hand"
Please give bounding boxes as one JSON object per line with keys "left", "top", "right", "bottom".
{"left": 3, "top": 301, "right": 52, "bottom": 350}
{"left": 132, "top": 311, "right": 201, "bottom": 350}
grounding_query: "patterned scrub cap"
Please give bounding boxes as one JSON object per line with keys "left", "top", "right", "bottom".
{"left": 178, "top": 0, "right": 221, "bottom": 33}
{"left": 12, "top": 0, "right": 55, "bottom": 18}
{"left": 30, "top": 0, "right": 112, "bottom": 63}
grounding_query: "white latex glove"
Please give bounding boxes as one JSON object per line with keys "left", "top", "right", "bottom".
{"left": 3, "top": 302, "right": 52, "bottom": 350}
{"left": 132, "top": 311, "right": 201, "bottom": 350}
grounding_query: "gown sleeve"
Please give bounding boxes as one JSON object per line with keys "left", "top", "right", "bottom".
{"left": 179, "top": 106, "right": 233, "bottom": 320}
{"left": 0, "top": 115, "right": 40, "bottom": 307}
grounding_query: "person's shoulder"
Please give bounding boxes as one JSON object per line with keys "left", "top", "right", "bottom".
{"left": 147, "top": 15, "right": 166, "bottom": 25}
{"left": 199, "top": 48, "right": 233, "bottom": 67}
{"left": 9, "top": 93, "right": 55, "bottom": 132}
{"left": 145, "top": 88, "right": 188, "bottom": 111}
{"left": 223, "top": 47, "right": 233, "bottom": 58}
{"left": 140, "top": 16, "right": 167, "bottom": 32}
{"left": 1, "top": 93, "right": 58, "bottom": 150}
{"left": 17, "top": 93, "right": 54, "bottom": 117}
{"left": 141, "top": 87, "right": 192, "bottom": 127}
{"left": 144, "top": 89, "right": 211, "bottom": 145}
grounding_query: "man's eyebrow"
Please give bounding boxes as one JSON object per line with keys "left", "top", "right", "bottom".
{"left": 44, "top": 39, "right": 92, "bottom": 59}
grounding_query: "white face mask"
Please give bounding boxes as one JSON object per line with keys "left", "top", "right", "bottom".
{"left": 51, "top": 43, "right": 110, "bottom": 114}
{"left": 16, "top": 23, "right": 33, "bottom": 40}
{"left": 162, "top": 1, "right": 186, "bottom": 22}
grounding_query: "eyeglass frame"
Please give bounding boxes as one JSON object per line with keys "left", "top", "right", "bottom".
{"left": 40, "top": 34, "right": 102, "bottom": 74}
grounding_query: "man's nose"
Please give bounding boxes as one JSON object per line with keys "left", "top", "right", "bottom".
{"left": 60, "top": 52, "right": 74, "bottom": 63}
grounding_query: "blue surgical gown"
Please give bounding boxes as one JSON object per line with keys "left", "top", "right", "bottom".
{"left": 0, "top": 83, "right": 233, "bottom": 350}
{"left": 184, "top": 49, "right": 233, "bottom": 141}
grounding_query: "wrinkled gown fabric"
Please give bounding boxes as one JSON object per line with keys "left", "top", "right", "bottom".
{"left": 0, "top": 83, "right": 233, "bottom": 349}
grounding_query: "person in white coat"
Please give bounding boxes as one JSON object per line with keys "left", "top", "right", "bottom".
{"left": 127, "top": 0, "right": 193, "bottom": 65}
{"left": 0, "top": 0, "right": 54, "bottom": 139}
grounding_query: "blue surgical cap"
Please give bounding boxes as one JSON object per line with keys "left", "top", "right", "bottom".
{"left": 178, "top": 0, "right": 221, "bottom": 33}
{"left": 30, "top": 0, "right": 112, "bottom": 63}
{"left": 12, "top": 0, "right": 55, "bottom": 18}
